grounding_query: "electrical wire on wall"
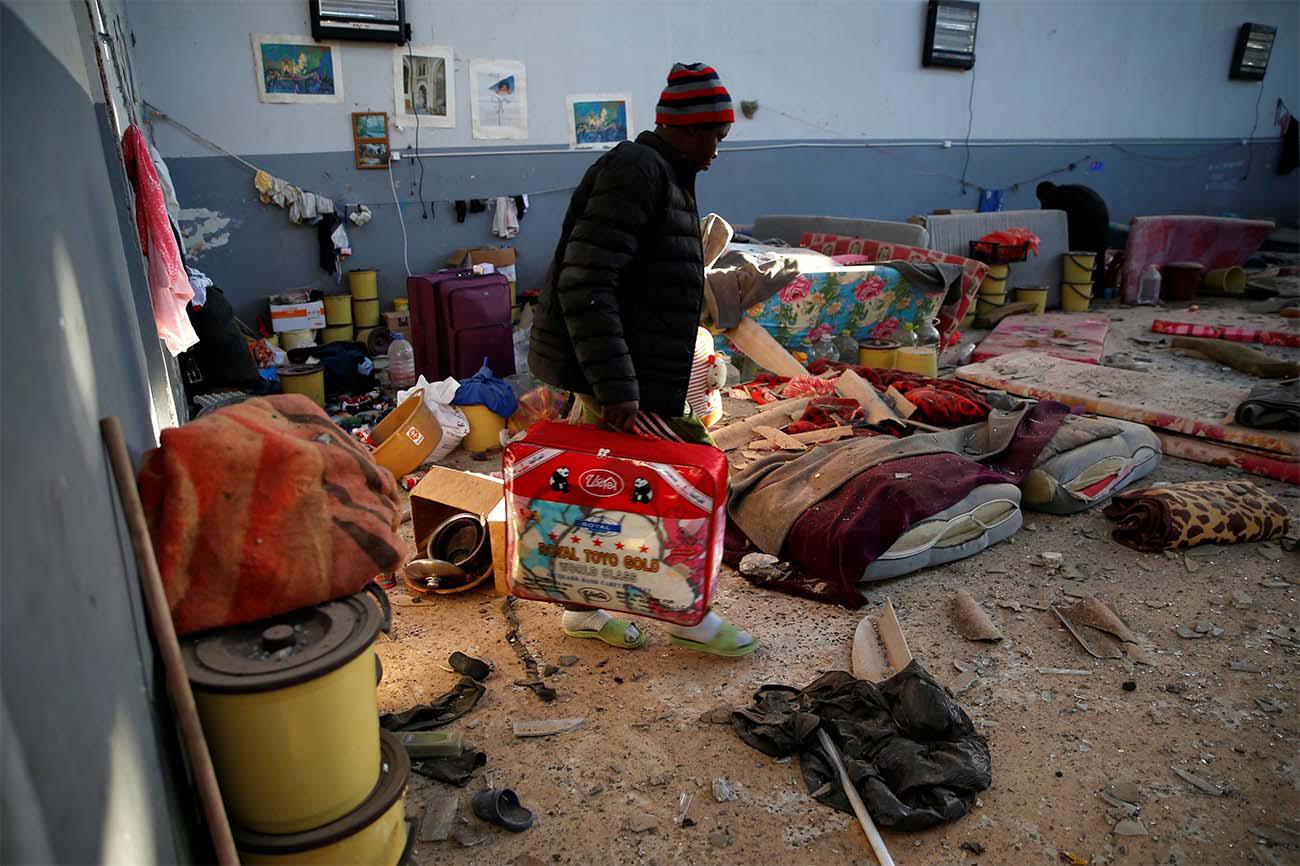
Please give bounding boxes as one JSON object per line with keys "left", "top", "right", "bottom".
{"left": 1242, "top": 79, "right": 1265, "bottom": 181}
{"left": 959, "top": 65, "right": 977, "bottom": 194}
{"left": 388, "top": 162, "right": 412, "bottom": 277}
{"left": 406, "top": 40, "right": 429, "bottom": 219}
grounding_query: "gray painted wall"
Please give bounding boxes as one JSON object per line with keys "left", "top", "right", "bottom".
{"left": 124, "top": 0, "right": 1299, "bottom": 323}
{"left": 163, "top": 137, "right": 1299, "bottom": 324}
{"left": 1, "top": 1, "right": 193, "bottom": 862}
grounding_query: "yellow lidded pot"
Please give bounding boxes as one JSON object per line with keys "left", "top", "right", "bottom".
{"left": 183, "top": 588, "right": 389, "bottom": 835}
{"left": 234, "top": 730, "right": 413, "bottom": 866}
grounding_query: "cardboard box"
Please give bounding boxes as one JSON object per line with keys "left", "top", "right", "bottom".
{"left": 410, "top": 466, "right": 509, "bottom": 595}
{"left": 447, "top": 246, "right": 518, "bottom": 305}
{"left": 383, "top": 310, "right": 411, "bottom": 330}
{"left": 269, "top": 300, "right": 326, "bottom": 333}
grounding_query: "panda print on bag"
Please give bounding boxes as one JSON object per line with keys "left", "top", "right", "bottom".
{"left": 550, "top": 467, "right": 571, "bottom": 493}
{"left": 631, "top": 477, "right": 653, "bottom": 504}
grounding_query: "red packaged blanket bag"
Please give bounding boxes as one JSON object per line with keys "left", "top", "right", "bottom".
{"left": 503, "top": 423, "right": 728, "bottom": 626}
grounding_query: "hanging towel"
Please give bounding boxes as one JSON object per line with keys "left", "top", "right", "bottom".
{"left": 491, "top": 196, "right": 519, "bottom": 239}
{"left": 123, "top": 125, "right": 199, "bottom": 355}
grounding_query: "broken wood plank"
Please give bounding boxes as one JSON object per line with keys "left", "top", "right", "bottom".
{"left": 852, "top": 616, "right": 887, "bottom": 683}
{"left": 746, "top": 426, "right": 854, "bottom": 451}
{"left": 835, "top": 369, "right": 901, "bottom": 426}
{"left": 512, "top": 718, "right": 585, "bottom": 738}
{"left": 723, "top": 317, "right": 809, "bottom": 379}
{"left": 877, "top": 598, "right": 914, "bottom": 672}
{"left": 713, "top": 396, "right": 814, "bottom": 451}
{"left": 753, "top": 425, "right": 808, "bottom": 451}
{"left": 883, "top": 386, "right": 917, "bottom": 419}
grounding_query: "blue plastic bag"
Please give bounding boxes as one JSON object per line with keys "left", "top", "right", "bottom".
{"left": 452, "top": 359, "right": 519, "bottom": 418}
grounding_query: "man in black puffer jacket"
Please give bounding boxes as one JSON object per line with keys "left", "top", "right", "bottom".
{"left": 528, "top": 63, "right": 757, "bottom": 658}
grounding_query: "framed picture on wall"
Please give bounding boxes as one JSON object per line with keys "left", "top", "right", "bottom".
{"left": 469, "top": 59, "right": 527, "bottom": 140}
{"left": 393, "top": 45, "right": 455, "bottom": 128}
{"left": 251, "top": 34, "right": 343, "bottom": 104}
{"left": 566, "top": 93, "right": 632, "bottom": 149}
{"left": 352, "top": 112, "right": 390, "bottom": 170}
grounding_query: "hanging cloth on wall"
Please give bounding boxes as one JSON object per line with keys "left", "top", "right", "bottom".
{"left": 491, "top": 196, "right": 519, "bottom": 239}
{"left": 122, "top": 125, "right": 199, "bottom": 355}
{"left": 254, "top": 170, "right": 336, "bottom": 225}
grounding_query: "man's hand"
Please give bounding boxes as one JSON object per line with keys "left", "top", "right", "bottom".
{"left": 602, "top": 400, "right": 640, "bottom": 433}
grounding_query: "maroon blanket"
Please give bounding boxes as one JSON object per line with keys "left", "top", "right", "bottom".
{"left": 726, "top": 401, "right": 1068, "bottom": 606}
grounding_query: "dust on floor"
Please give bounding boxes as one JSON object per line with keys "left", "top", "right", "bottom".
{"left": 381, "top": 299, "right": 1300, "bottom": 866}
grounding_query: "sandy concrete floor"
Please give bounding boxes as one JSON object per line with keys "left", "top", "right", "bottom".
{"left": 379, "top": 298, "right": 1299, "bottom": 866}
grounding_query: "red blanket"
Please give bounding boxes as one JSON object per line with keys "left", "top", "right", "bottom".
{"left": 138, "top": 394, "right": 404, "bottom": 634}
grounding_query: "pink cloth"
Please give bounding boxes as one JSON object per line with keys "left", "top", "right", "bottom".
{"left": 1151, "top": 319, "right": 1300, "bottom": 349}
{"left": 802, "top": 233, "right": 988, "bottom": 348}
{"left": 122, "top": 125, "right": 198, "bottom": 355}
{"left": 1121, "top": 216, "right": 1273, "bottom": 303}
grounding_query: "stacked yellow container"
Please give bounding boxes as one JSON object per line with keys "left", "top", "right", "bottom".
{"left": 182, "top": 588, "right": 412, "bottom": 865}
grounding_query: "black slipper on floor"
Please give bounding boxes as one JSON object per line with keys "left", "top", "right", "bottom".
{"left": 472, "top": 787, "right": 533, "bottom": 832}
{"left": 449, "top": 651, "right": 492, "bottom": 682}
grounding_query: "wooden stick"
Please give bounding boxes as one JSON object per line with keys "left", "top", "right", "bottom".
{"left": 835, "top": 369, "right": 900, "bottom": 426}
{"left": 746, "top": 426, "right": 854, "bottom": 451}
{"left": 713, "top": 396, "right": 814, "bottom": 451}
{"left": 883, "top": 386, "right": 917, "bottom": 419}
{"left": 100, "top": 418, "right": 240, "bottom": 866}
{"left": 724, "top": 317, "right": 809, "bottom": 379}
{"left": 816, "top": 728, "right": 897, "bottom": 866}
{"left": 753, "top": 425, "right": 807, "bottom": 451}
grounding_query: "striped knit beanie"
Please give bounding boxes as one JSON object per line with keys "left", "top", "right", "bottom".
{"left": 656, "top": 63, "right": 734, "bottom": 127}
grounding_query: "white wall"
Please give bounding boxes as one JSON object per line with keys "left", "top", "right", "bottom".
{"left": 133, "top": 0, "right": 1299, "bottom": 159}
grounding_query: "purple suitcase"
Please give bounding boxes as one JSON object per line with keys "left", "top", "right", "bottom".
{"left": 407, "top": 270, "right": 515, "bottom": 381}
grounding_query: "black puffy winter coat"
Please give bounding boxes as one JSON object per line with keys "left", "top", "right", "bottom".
{"left": 529, "top": 131, "right": 703, "bottom": 415}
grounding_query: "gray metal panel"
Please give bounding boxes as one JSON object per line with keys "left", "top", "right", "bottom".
{"left": 751, "top": 214, "right": 930, "bottom": 247}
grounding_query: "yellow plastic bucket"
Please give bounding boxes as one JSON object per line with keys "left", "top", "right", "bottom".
{"left": 1015, "top": 286, "right": 1049, "bottom": 315}
{"left": 324, "top": 294, "right": 353, "bottom": 325}
{"left": 982, "top": 264, "right": 1009, "bottom": 292}
{"left": 857, "top": 339, "right": 898, "bottom": 369}
{"left": 352, "top": 298, "right": 381, "bottom": 328}
{"left": 185, "top": 590, "right": 388, "bottom": 835}
{"left": 281, "top": 329, "right": 316, "bottom": 350}
{"left": 321, "top": 325, "right": 354, "bottom": 344}
{"left": 1062, "top": 281, "right": 1093, "bottom": 313}
{"left": 372, "top": 389, "right": 441, "bottom": 478}
{"left": 235, "top": 731, "right": 411, "bottom": 866}
{"left": 1062, "top": 252, "right": 1096, "bottom": 285}
{"left": 347, "top": 269, "right": 379, "bottom": 300}
{"left": 976, "top": 292, "right": 1006, "bottom": 315}
{"left": 279, "top": 364, "right": 326, "bottom": 407}
{"left": 894, "top": 346, "right": 938, "bottom": 377}
{"left": 393, "top": 297, "right": 409, "bottom": 312}
{"left": 460, "top": 404, "right": 507, "bottom": 453}
{"left": 1205, "top": 267, "right": 1246, "bottom": 295}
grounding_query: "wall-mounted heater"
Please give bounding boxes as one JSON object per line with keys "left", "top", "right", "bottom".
{"left": 310, "top": 0, "right": 410, "bottom": 44}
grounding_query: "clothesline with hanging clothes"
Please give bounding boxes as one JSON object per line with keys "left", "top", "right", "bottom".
{"left": 142, "top": 101, "right": 578, "bottom": 215}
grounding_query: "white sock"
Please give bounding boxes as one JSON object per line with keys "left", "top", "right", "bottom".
{"left": 561, "top": 608, "right": 640, "bottom": 643}
{"left": 666, "top": 611, "right": 754, "bottom": 647}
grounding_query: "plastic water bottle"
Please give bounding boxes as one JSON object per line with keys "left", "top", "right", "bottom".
{"left": 1136, "top": 265, "right": 1162, "bottom": 306}
{"left": 833, "top": 330, "right": 859, "bottom": 363}
{"left": 808, "top": 334, "right": 839, "bottom": 365}
{"left": 387, "top": 333, "right": 416, "bottom": 389}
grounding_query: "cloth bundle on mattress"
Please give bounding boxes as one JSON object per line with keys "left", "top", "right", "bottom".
{"left": 726, "top": 402, "right": 1069, "bottom": 605}
{"left": 1022, "top": 415, "right": 1162, "bottom": 514}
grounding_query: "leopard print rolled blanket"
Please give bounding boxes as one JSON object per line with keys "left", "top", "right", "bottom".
{"left": 1102, "top": 480, "right": 1289, "bottom": 552}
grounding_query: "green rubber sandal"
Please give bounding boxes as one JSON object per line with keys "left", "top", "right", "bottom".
{"left": 669, "top": 622, "right": 759, "bottom": 658}
{"left": 563, "top": 618, "right": 646, "bottom": 649}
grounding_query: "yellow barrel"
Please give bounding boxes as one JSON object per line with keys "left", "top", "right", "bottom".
{"left": 321, "top": 325, "right": 354, "bottom": 344}
{"left": 1062, "top": 281, "right": 1093, "bottom": 313}
{"left": 1205, "top": 267, "right": 1246, "bottom": 295}
{"left": 894, "top": 346, "right": 938, "bottom": 377}
{"left": 352, "top": 298, "right": 381, "bottom": 328}
{"left": 1062, "top": 252, "right": 1096, "bottom": 285}
{"left": 347, "top": 269, "right": 379, "bottom": 300}
{"left": 324, "top": 294, "right": 353, "bottom": 326}
{"left": 1015, "top": 286, "right": 1049, "bottom": 315}
{"left": 184, "top": 590, "right": 387, "bottom": 835}
{"left": 235, "top": 731, "right": 410, "bottom": 866}
{"left": 857, "top": 339, "right": 899, "bottom": 369}
{"left": 281, "top": 329, "right": 316, "bottom": 350}
{"left": 460, "top": 404, "right": 507, "bottom": 453}
{"left": 393, "top": 297, "right": 409, "bottom": 312}
{"left": 279, "top": 364, "right": 326, "bottom": 407}
{"left": 983, "top": 263, "right": 1009, "bottom": 292}
{"left": 976, "top": 292, "right": 1006, "bottom": 315}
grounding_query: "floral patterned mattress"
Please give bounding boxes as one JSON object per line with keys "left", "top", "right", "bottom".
{"left": 741, "top": 263, "right": 947, "bottom": 355}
